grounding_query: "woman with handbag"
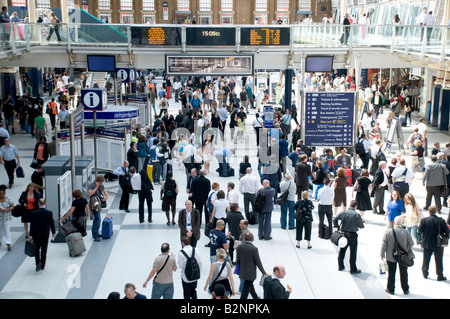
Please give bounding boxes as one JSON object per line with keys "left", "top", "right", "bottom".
{"left": 204, "top": 248, "right": 235, "bottom": 297}
{"left": 19, "top": 183, "right": 40, "bottom": 239}
{"left": 294, "top": 191, "right": 314, "bottom": 249}
{"left": 60, "top": 190, "right": 90, "bottom": 237}
{"left": 33, "top": 136, "right": 50, "bottom": 166}
{"left": 0, "top": 185, "right": 14, "bottom": 251}
{"left": 279, "top": 173, "right": 297, "bottom": 230}
{"left": 380, "top": 215, "right": 414, "bottom": 295}
{"left": 352, "top": 169, "right": 372, "bottom": 221}
{"left": 404, "top": 193, "right": 422, "bottom": 245}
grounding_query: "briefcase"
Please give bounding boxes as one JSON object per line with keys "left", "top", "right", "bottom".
{"left": 25, "top": 240, "right": 36, "bottom": 257}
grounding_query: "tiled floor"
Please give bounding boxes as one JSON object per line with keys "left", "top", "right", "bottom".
{"left": 1, "top": 94, "right": 450, "bottom": 300}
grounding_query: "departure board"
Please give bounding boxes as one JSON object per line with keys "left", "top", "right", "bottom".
{"left": 186, "top": 27, "right": 236, "bottom": 46}
{"left": 240, "top": 27, "right": 290, "bottom": 46}
{"left": 131, "top": 27, "right": 181, "bottom": 46}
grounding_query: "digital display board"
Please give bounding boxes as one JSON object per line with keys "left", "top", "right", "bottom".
{"left": 166, "top": 55, "right": 253, "bottom": 76}
{"left": 240, "top": 27, "right": 290, "bottom": 46}
{"left": 87, "top": 55, "right": 116, "bottom": 72}
{"left": 304, "top": 92, "right": 355, "bottom": 147}
{"left": 305, "top": 56, "right": 334, "bottom": 73}
{"left": 131, "top": 27, "right": 181, "bottom": 46}
{"left": 185, "top": 27, "right": 236, "bottom": 46}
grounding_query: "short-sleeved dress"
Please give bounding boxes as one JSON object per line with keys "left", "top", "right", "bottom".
{"left": 334, "top": 176, "right": 349, "bottom": 207}
{"left": 355, "top": 177, "right": 372, "bottom": 211}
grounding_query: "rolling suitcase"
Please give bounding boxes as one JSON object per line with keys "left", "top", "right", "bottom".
{"left": 101, "top": 215, "right": 113, "bottom": 239}
{"left": 66, "top": 232, "right": 86, "bottom": 257}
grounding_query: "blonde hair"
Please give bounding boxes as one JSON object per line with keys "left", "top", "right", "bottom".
{"left": 216, "top": 248, "right": 227, "bottom": 260}
{"left": 302, "top": 191, "right": 309, "bottom": 200}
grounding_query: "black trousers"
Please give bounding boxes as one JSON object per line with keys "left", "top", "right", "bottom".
{"left": 241, "top": 279, "right": 258, "bottom": 299}
{"left": 182, "top": 280, "right": 198, "bottom": 299}
{"left": 426, "top": 186, "right": 442, "bottom": 213}
{"left": 338, "top": 231, "right": 358, "bottom": 272}
{"left": 243, "top": 193, "right": 256, "bottom": 220}
{"left": 4, "top": 159, "right": 16, "bottom": 185}
{"left": 422, "top": 247, "right": 445, "bottom": 278}
{"left": 318, "top": 204, "right": 333, "bottom": 238}
{"left": 138, "top": 190, "right": 152, "bottom": 222}
{"left": 387, "top": 261, "right": 409, "bottom": 293}
{"left": 34, "top": 238, "right": 49, "bottom": 268}
{"left": 119, "top": 184, "right": 130, "bottom": 210}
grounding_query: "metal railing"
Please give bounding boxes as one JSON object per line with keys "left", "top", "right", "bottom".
{"left": 1, "top": 23, "right": 449, "bottom": 60}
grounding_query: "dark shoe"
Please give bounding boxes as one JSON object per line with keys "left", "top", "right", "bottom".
{"left": 437, "top": 276, "right": 447, "bottom": 281}
{"left": 338, "top": 267, "right": 345, "bottom": 271}
{"left": 125, "top": 209, "right": 130, "bottom": 213}
{"left": 259, "top": 237, "right": 264, "bottom": 240}
{"left": 385, "top": 288, "right": 394, "bottom": 295}
{"left": 403, "top": 290, "right": 410, "bottom": 295}
{"left": 307, "top": 246, "right": 312, "bottom": 249}
{"left": 6, "top": 244, "right": 11, "bottom": 251}
{"left": 94, "top": 237, "right": 101, "bottom": 242}
{"left": 350, "top": 269, "right": 362, "bottom": 274}
{"left": 148, "top": 219, "right": 153, "bottom": 223}
{"left": 264, "top": 237, "right": 272, "bottom": 240}
{"left": 296, "top": 245, "right": 300, "bottom": 249}
{"left": 423, "top": 273, "right": 428, "bottom": 279}
{"left": 36, "top": 263, "right": 41, "bottom": 272}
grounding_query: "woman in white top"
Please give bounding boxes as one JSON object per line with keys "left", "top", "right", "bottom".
{"left": 202, "top": 133, "right": 214, "bottom": 174}
{"left": 0, "top": 185, "right": 14, "bottom": 251}
{"left": 403, "top": 193, "right": 422, "bottom": 245}
{"left": 204, "top": 248, "right": 235, "bottom": 297}
{"left": 210, "top": 190, "right": 230, "bottom": 225}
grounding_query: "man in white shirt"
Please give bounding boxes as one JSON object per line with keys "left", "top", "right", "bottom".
{"left": 391, "top": 158, "right": 414, "bottom": 199}
{"left": 239, "top": 168, "right": 260, "bottom": 220}
{"left": 317, "top": 177, "right": 334, "bottom": 239}
{"left": 424, "top": 11, "right": 436, "bottom": 44}
{"left": 178, "top": 235, "right": 202, "bottom": 299}
{"left": 227, "top": 182, "right": 240, "bottom": 204}
{"left": 417, "top": 118, "right": 428, "bottom": 155}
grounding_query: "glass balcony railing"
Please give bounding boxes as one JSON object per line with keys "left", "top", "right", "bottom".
{"left": 1, "top": 23, "right": 449, "bottom": 60}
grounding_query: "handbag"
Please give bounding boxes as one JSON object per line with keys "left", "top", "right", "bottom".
{"left": 276, "top": 182, "right": 290, "bottom": 206}
{"left": 15, "top": 165, "right": 25, "bottom": 178}
{"left": 30, "top": 158, "right": 39, "bottom": 169}
{"left": 25, "top": 240, "right": 36, "bottom": 257}
{"left": 437, "top": 219, "right": 449, "bottom": 248}
{"left": 60, "top": 221, "right": 78, "bottom": 236}
{"left": 411, "top": 155, "right": 419, "bottom": 165}
{"left": 392, "top": 229, "right": 414, "bottom": 267}
{"left": 331, "top": 230, "right": 348, "bottom": 248}
{"left": 12, "top": 204, "right": 24, "bottom": 218}
{"left": 209, "top": 262, "right": 227, "bottom": 293}
{"left": 393, "top": 168, "right": 407, "bottom": 191}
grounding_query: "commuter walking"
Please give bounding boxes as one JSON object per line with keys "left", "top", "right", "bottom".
{"left": 60, "top": 189, "right": 89, "bottom": 237}
{"left": 263, "top": 264, "right": 292, "bottom": 299}
{"left": 294, "top": 191, "right": 314, "bottom": 249}
{"left": 235, "top": 232, "right": 267, "bottom": 299}
{"left": 0, "top": 185, "right": 14, "bottom": 251}
{"left": 256, "top": 180, "right": 276, "bottom": 240}
{"left": 88, "top": 175, "right": 108, "bottom": 241}
{"left": 178, "top": 236, "right": 202, "bottom": 299}
{"left": 29, "top": 198, "right": 56, "bottom": 272}
{"left": 143, "top": 243, "right": 177, "bottom": 299}
{"left": 204, "top": 248, "right": 235, "bottom": 297}
{"left": 46, "top": 12, "right": 61, "bottom": 42}
{"left": 334, "top": 200, "right": 365, "bottom": 274}
{"left": 419, "top": 206, "right": 450, "bottom": 281}
{"left": 113, "top": 161, "right": 132, "bottom": 212}
{"left": 279, "top": 173, "right": 297, "bottom": 230}
{"left": 178, "top": 200, "right": 201, "bottom": 248}
{"left": 130, "top": 156, "right": 154, "bottom": 224}
{"left": 380, "top": 216, "right": 414, "bottom": 295}
{"left": 317, "top": 177, "right": 334, "bottom": 239}
{"left": 239, "top": 167, "right": 260, "bottom": 221}
{"left": 161, "top": 171, "right": 178, "bottom": 226}
{"left": 0, "top": 138, "right": 20, "bottom": 188}
{"left": 423, "top": 155, "right": 448, "bottom": 214}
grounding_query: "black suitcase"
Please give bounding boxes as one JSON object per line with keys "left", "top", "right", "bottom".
{"left": 318, "top": 224, "right": 331, "bottom": 239}
{"left": 248, "top": 211, "right": 258, "bottom": 225}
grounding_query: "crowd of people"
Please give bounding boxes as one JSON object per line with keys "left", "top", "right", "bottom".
{"left": 1, "top": 67, "right": 450, "bottom": 300}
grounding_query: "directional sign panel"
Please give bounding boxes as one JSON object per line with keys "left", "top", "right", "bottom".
{"left": 304, "top": 92, "right": 355, "bottom": 147}
{"left": 81, "top": 88, "right": 107, "bottom": 111}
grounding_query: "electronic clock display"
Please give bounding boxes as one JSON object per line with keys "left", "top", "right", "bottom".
{"left": 131, "top": 27, "right": 181, "bottom": 46}
{"left": 240, "top": 27, "right": 290, "bottom": 46}
{"left": 186, "top": 27, "right": 236, "bottom": 46}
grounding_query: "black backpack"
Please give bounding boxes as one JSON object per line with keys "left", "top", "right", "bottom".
{"left": 164, "top": 179, "right": 176, "bottom": 198}
{"left": 355, "top": 140, "right": 365, "bottom": 156}
{"left": 254, "top": 188, "right": 266, "bottom": 212}
{"left": 180, "top": 248, "right": 201, "bottom": 281}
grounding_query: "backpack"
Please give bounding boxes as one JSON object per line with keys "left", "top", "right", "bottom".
{"left": 164, "top": 179, "right": 176, "bottom": 198}
{"left": 180, "top": 247, "right": 201, "bottom": 281}
{"left": 150, "top": 145, "right": 158, "bottom": 161}
{"left": 254, "top": 188, "right": 266, "bottom": 212}
{"left": 233, "top": 97, "right": 240, "bottom": 108}
{"left": 355, "top": 140, "right": 366, "bottom": 156}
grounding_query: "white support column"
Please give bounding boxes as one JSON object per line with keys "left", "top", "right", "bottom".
{"left": 27, "top": 0, "right": 36, "bottom": 23}
{"left": 60, "top": 0, "right": 69, "bottom": 23}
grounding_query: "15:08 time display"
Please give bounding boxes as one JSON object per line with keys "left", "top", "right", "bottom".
{"left": 202, "top": 30, "right": 221, "bottom": 36}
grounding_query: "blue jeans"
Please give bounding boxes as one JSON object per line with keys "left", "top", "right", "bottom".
{"left": 280, "top": 200, "right": 295, "bottom": 229}
{"left": 406, "top": 225, "right": 419, "bottom": 244}
{"left": 91, "top": 210, "right": 101, "bottom": 239}
{"left": 151, "top": 282, "right": 174, "bottom": 299}
{"left": 314, "top": 184, "right": 324, "bottom": 199}
{"left": 258, "top": 211, "right": 272, "bottom": 239}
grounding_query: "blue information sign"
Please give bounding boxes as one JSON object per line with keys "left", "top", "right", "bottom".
{"left": 304, "top": 92, "right": 355, "bottom": 147}
{"left": 263, "top": 105, "right": 274, "bottom": 129}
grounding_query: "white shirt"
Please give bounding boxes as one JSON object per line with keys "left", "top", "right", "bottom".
{"left": 252, "top": 117, "right": 263, "bottom": 128}
{"left": 213, "top": 199, "right": 229, "bottom": 220}
{"left": 417, "top": 123, "right": 427, "bottom": 136}
{"left": 131, "top": 173, "right": 141, "bottom": 191}
{"left": 227, "top": 189, "right": 240, "bottom": 204}
{"left": 391, "top": 165, "right": 414, "bottom": 184}
{"left": 239, "top": 174, "right": 260, "bottom": 194}
{"left": 380, "top": 169, "right": 388, "bottom": 187}
{"left": 424, "top": 14, "right": 436, "bottom": 26}
{"left": 318, "top": 186, "right": 334, "bottom": 205}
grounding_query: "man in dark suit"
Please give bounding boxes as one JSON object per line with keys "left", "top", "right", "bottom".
{"left": 295, "top": 154, "right": 313, "bottom": 200}
{"left": 419, "top": 206, "right": 450, "bottom": 281}
{"left": 29, "top": 198, "right": 56, "bottom": 272}
{"left": 256, "top": 180, "right": 276, "bottom": 240}
{"left": 186, "top": 167, "right": 197, "bottom": 197}
{"left": 190, "top": 169, "right": 211, "bottom": 226}
{"left": 131, "top": 155, "right": 154, "bottom": 223}
{"left": 263, "top": 264, "right": 291, "bottom": 299}
{"left": 372, "top": 161, "right": 388, "bottom": 215}
{"left": 178, "top": 200, "right": 201, "bottom": 248}
{"left": 235, "top": 232, "right": 266, "bottom": 299}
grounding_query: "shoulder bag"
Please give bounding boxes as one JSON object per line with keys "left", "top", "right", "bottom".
{"left": 154, "top": 255, "right": 170, "bottom": 282}
{"left": 437, "top": 218, "right": 449, "bottom": 248}
{"left": 208, "top": 262, "right": 229, "bottom": 293}
{"left": 393, "top": 168, "right": 407, "bottom": 191}
{"left": 392, "top": 229, "right": 414, "bottom": 267}
{"left": 276, "top": 181, "right": 291, "bottom": 206}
